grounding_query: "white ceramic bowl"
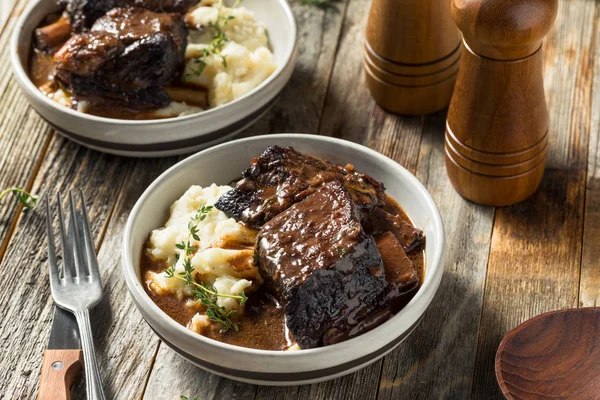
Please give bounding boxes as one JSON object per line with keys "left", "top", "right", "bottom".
{"left": 10, "top": 0, "right": 297, "bottom": 157}
{"left": 122, "top": 134, "right": 446, "bottom": 385}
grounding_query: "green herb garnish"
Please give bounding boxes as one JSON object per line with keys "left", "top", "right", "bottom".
{"left": 0, "top": 187, "right": 38, "bottom": 210}
{"left": 184, "top": 0, "right": 241, "bottom": 81}
{"left": 165, "top": 204, "right": 247, "bottom": 332}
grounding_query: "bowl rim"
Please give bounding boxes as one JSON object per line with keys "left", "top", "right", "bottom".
{"left": 122, "top": 133, "right": 446, "bottom": 358}
{"left": 10, "top": 0, "right": 297, "bottom": 125}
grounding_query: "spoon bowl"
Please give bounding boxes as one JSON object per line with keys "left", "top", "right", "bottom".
{"left": 495, "top": 307, "right": 600, "bottom": 399}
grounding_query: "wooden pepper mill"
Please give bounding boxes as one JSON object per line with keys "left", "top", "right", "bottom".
{"left": 364, "top": 0, "right": 461, "bottom": 115}
{"left": 445, "top": 0, "right": 558, "bottom": 206}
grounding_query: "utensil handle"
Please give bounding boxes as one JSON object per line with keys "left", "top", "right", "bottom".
{"left": 38, "top": 349, "right": 82, "bottom": 400}
{"left": 74, "top": 309, "right": 106, "bottom": 400}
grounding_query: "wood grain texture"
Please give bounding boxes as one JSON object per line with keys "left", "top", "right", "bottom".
{"left": 0, "top": 0, "right": 53, "bottom": 260}
{"left": 445, "top": 0, "right": 558, "bottom": 206}
{"left": 240, "top": 0, "right": 349, "bottom": 136}
{"left": 363, "top": 0, "right": 460, "bottom": 114}
{"left": 580, "top": 5, "right": 600, "bottom": 308}
{"left": 0, "top": 137, "right": 132, "bottom": 399}
{"left": 0, "top": 0, "right": 17, "bottom": 32}
{"left": 472, "top": 0, "right": 597, "bottom": 397}
{"left": 318, "top": 0, "right": 423, "bottom": 147}
{"left": 144, "top": 344, "right": 256, "bottom": 400}
{"left": 378, "top": 112, "right": 494, "bottom": 400}
{"left": 0, "top": 0, "right": 597, "bottom": 398}
{"left": 496, "top": 308, "right": 600, "bottom": 400}
{"left": 365, "top": 0, "right": 459, "bottom": 64}
{"left": 38, "top": 349, "right": 82, "bottom": 400}
{"left": 69, "top": 156, "right": 179, "bottom": 400}
{"left": 451, "top": 0, "right": 558, "bottom": 60}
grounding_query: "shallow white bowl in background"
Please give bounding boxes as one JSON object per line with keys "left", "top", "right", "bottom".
{"left": 10, "top": 0, "right": 297, "bottom": 157}
{"left": 122, "top": 134, "right": 446, "bottom": 385}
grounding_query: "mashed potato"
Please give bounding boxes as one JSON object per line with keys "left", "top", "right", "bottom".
{"left": 183, "top": 4, "right": 277, "bottom": 107}
{"left": 149, "top": 101, "right": 205, "bottom": 118}
{"left": 145, "top": 184, "right": 261, "bottom": 333}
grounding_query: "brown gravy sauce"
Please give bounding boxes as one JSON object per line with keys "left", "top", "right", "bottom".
{"left": 140, "top": 195, "right": 425, "bottom": 351}
{"left": 30, "top": 50, "right": 57, "bottom": 93}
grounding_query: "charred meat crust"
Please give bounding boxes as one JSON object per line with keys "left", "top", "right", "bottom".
{"left": 215, "top": 145, "right": 387, "bottom": 229}
{"left": 61, "top": 0, "right": 200, "bottom": 32}
{"left": 54, "top": 7, "right": 187, "bottom": 109}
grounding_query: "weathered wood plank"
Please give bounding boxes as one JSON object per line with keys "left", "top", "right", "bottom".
{"left": 0, "top": 136, "right": 134, "bottom": 399}
{"left": 581, "top": 173, "right": 600, "bottom": 308}
{"left": 256, "top": 362, "right": 382, "bottom": 400}
{"left": 472, "top": 1, "right": 596, "bottom": 397}
{"left": 0, "top": 0, "right": 17, "bottom": 32}
{"left": 145, "top": 344, "right": 256, "bottom": 400}
{"left": 243, "top": 1, "right": 349, "bottom": 136}
{"left": 580, "top": 6, "right": 600, "bottom": 308}
{"left": 0, "top": 0, "right": 54, "bottom": 260}
{"left": 377, "top": 112, "right": 495, "bottom": 400}
{"left": 318, "top": 0, "right": 381, "bottom": 143}
{"left": 0, "top": 0, "right": 597, "bottom": 399}
{"left": 318, "top": 0, "right": 424, "bottom": 171}
{"left": 69, "top": 156, "right": 179, "bottom": 400}
{"left": 0, "top": 1, "right": 181, "bottom": 398}
{"left": 142, "top": 1, "right": 356, "bottom": 398}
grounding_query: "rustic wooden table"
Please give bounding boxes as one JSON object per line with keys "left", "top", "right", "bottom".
{"left": 0, "top": 0, "right": 598, "bottom": 399}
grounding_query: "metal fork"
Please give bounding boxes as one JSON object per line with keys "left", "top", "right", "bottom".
{"left": 46, "top": 190, "right": 106, "bottom": 400}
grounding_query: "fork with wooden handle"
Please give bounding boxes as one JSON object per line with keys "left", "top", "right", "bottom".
{"left": 42, "top": 191, "right": 106, "bottom": 400}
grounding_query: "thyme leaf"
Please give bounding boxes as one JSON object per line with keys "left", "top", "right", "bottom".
{"left": 184, "top": 0, "right": 241, "bottom": 81}
{"left": 165, "top": 203, "right": 247, "bottom": 332}
{"left": 0, "top": 187, "right": 38, "bottom": 210}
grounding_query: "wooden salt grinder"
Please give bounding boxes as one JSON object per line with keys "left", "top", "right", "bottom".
{"left": 445, "top": 0, "right": 558, "bottom": 206}
{"left": 364, "top": 0, "right": 461, "bottom": 115}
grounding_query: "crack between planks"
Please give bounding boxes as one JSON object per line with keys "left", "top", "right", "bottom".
{"left": 0, "top": 132, "right": 54, "bottom": 264}
{"left": 575, "top": 0, "right": 600, "bottom": 309}
{"left": 412, "top": 115, "right": 426, "bottom": 176}
{"left": 93, "top": 161, "right": 130, "bottom": 253}
{"left": 107, "top": 159, "right": 160, "bottom": 400}
{"left": 468, "top": 205, "right": 496, "bottom": 399}
{"left": 316, "top": 0, "right": 351, "bottom": 136}
{"left": 373, "top": 359, "right": 385, "bottom": 400}
{"left": 137, "top": 341, "right": 162, "bottom": 400}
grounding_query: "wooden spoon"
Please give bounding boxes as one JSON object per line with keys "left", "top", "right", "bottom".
{"left": 495, "top": 308, "right": 600, "bottom": 399}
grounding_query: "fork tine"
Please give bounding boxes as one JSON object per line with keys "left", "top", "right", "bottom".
{"left": 79, "top": 190, "right": 101, "bottom": 283}
{"left": 69, "top": 190, "right": 86, "bottom": 278}
{"left": 45, "top": 196, "right": 60, "bottom": 290}
{"left": 56, "top": 192, "right": 74, "bottom": 280}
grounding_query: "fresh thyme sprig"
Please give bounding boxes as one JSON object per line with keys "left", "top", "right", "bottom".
{"left": 165, "top": 204, "right": 247, "bottom": 332}
{"left": 0, "top": 187, "right": 38, "bottom": 209}
{"left": 184, "top": 0, "right": 241, "bottom": 81}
